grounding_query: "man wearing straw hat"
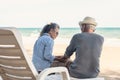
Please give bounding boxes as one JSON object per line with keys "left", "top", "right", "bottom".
{"left": 59, "top": 16, "right": 104, "bottom": 78}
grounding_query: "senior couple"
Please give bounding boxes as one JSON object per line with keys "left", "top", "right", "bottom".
{"left": 32, "top": 16, "right": 104, "bottom": 79}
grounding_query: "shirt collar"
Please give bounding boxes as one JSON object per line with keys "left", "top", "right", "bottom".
{"left": 43, "top": 33, "right": 50, "bottom": 36}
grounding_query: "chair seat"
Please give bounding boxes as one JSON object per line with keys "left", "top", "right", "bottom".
{"left": 71, "top": 77, "right": 104, "bottom": 80}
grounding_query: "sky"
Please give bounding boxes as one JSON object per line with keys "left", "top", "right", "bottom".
{"left": 0, "top": 0, "right": 120, "bottom": 28}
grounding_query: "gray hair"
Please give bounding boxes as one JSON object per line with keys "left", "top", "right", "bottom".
{"left": 81, "top": 24, "right": 96, "bottom": 32}
{"left": 89, "top": 24, "right": 96, "bottom": 30}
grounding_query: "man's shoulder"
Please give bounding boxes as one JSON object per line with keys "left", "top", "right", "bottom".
{"left": 92, "top": 33, "right": 104, "bottom": 42}
{"left": 73, "top": 33, "right": 82, "bottom": 36}
{"left": 72, "top": 33, "right": 82, "bottom": 38}
{"left": 93, "top": 33, "right": 104, "bottom": 39}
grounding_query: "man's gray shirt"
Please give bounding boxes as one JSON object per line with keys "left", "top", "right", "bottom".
{"left": 64, "top": 32, "right": 104, "bottom": 78}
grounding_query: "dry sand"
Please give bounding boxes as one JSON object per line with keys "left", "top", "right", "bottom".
{"left": 23, "top": 37, "right": 120, "bottom": 80}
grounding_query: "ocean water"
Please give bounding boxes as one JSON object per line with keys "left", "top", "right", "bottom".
{"left": 17, "top": 27, "right": 120, "bottom": 47}
{"left": 18, "top": 27, "right": 120, "bottom": 39}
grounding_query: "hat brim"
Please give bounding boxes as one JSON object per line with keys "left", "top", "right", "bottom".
{"left": 79, "top": 21, "right": 97, "bottom": 26}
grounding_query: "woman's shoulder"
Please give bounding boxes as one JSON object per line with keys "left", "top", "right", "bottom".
{"left": 41, "top": 35, "right": 52, "bottom": 41}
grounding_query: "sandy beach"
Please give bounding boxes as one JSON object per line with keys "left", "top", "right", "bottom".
{"left": 23, "top": 37, "right": 120, "bottom": 80}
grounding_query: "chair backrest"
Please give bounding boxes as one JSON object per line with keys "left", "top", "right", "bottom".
{"left": 0, "top": 27, "right": 38, "bottom": 80}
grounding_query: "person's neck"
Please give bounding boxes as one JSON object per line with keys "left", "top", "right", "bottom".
{"left": 82, "top": 30, "right": 94, "bottom": 33}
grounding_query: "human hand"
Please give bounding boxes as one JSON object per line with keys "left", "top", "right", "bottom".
{"left": 55, "top": 56, "right": 68, "bottom": 62}
{"left": 55, "top": 56, "right": 63, "bottom": 59}
{"left": 54, "top": 56, "right": 63, "bottom": 61}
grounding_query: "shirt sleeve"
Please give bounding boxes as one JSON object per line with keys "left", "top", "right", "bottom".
{"left": 43, "top": 39, "right": 55, "bottom": 63}
{"left": 64, "top": 35, "right": 77, "bottom": 57}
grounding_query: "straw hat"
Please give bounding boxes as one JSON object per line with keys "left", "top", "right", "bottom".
{"left": 79, "top": 17, "right": 97, "bottom": 26}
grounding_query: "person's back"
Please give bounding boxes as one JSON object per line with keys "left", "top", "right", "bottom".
{"left": 32, "top": 33, "right": 54, "bottom": 71}
{"left": 61, "top": 17, "right": 104, "bottom": 78}
{"left": 32, "top": 23, "right": 60, "bottom": 73}
{"left": 69, "top": 32, "right": 104, "bottom": 78}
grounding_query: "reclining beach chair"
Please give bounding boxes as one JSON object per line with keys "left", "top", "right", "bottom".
{"left": 0, "top": 27, "right": 104, "bottom": 80}
{"left": 0, "top": 27, "right": 70, "bottom": 80}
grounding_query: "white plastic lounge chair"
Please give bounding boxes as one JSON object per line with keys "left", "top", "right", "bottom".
{"left": 0, "top": 27, "right": 70, "bottom": 80}
{"left": 0, "top": 27, "right": 104, "bottom": 80}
